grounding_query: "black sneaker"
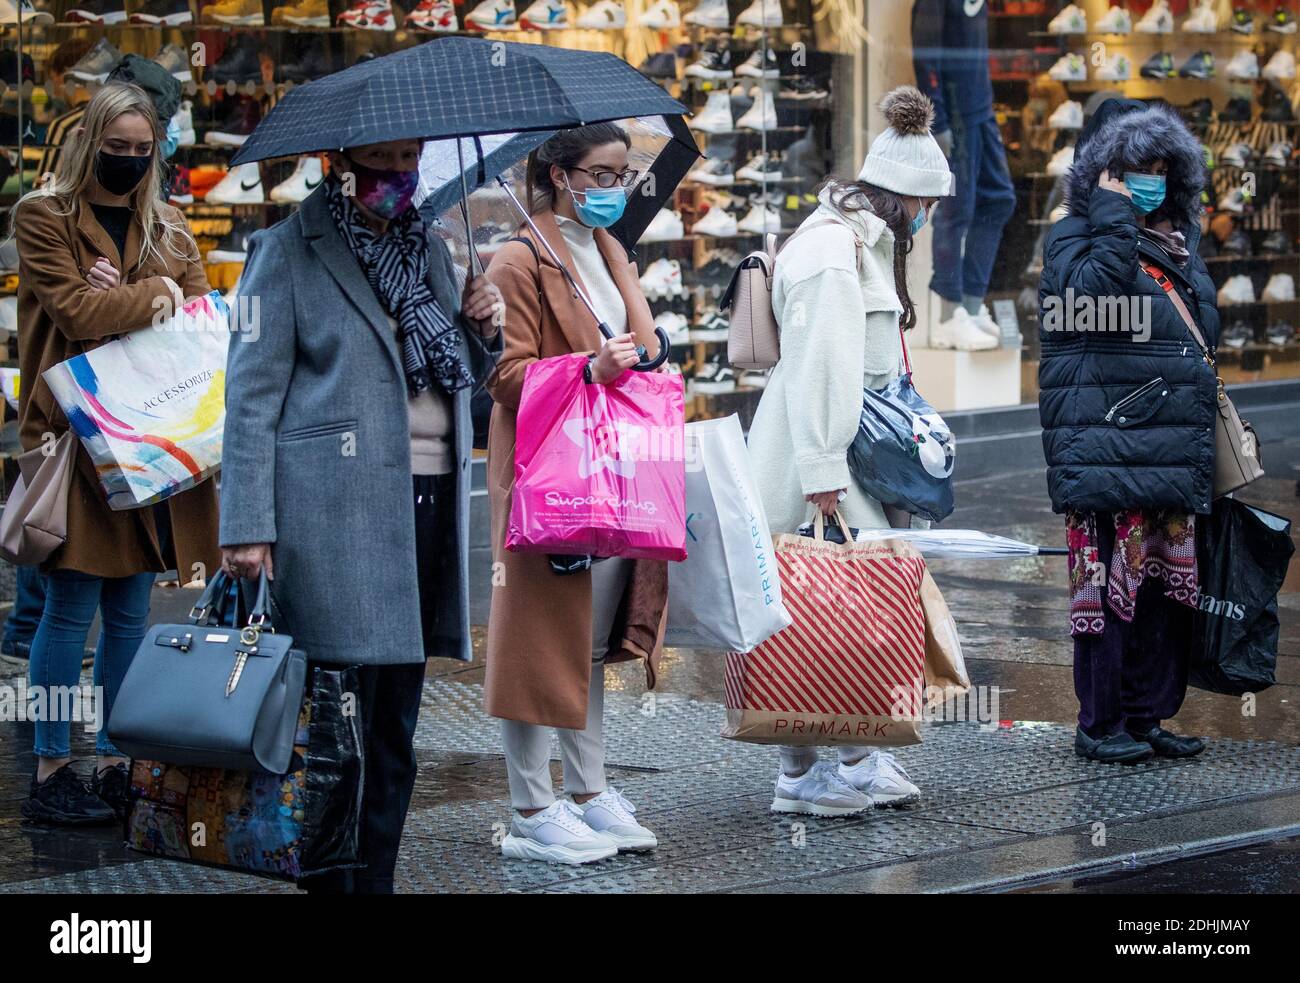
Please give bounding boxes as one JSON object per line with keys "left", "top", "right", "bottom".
{"left": 130, "top": 0, "right": 193, "bottom": 24}
{"left": 1221, "top": 320, "right": 1253, "bottom": 349}
{"left": 1140, "top": 51, "right": 1177, "bottom": 79}
{"left": 1218, "top": 96, "right": 1253, "bottom": 122}
{"left": 90, "top": 762, "right": 131, "bottom": 822}
{"left": 1261, "top": 229, "right": 1291, "bottom": 254}
{"left": 1266, "top": 321, "right": 1296, "bottom": 346}
{"left": 1260, "top": 88, "right": 1295, "bottom": 121}
{"left": 21, "top": 764, "right": 116, "bottom": 826}
{"left": 1223, "top": 227, "right": 1253, "bottom": 255}
{"left": 684, "top": 41, "right": 734, "bottom": 79}
{"left": 780, "top": 75, "right": 830, "bottom": 100}
{"left": 203, "top": 95, "right": 261, "bottom": 147}
{"left": 277, "top": 36, "right": 335, "bottom": 83}
{"left": 64, "top": 0, "right": 127, "bottom": 23}
{"left": 639, "top": 51, "right": 677, "bottom": 79}
{"left": 1230, "top": 5, "right": 1254, "bottom": 34}
{"left": 207, "top": 216, "right": 259, "bottom": 263}
{"left": 0, "top": 637, "right": 31, "bottom": 668}
{"left": 1179, "top": 50, "right": 1215, "bottom": 79}
{"left": 209, "top": 35, "right": 263, "bottom": 86}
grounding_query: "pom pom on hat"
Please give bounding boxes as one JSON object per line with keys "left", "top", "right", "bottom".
{"left": 879, "top": 86, "right": 935, "bottom": 137}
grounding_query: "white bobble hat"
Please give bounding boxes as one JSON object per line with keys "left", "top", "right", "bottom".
{"left": 857, "top": 86, "right": 954, "bottom": 198}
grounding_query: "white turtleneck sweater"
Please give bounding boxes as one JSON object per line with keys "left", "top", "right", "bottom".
{"left": 555, "top": 214, "right": 629, "bottom": 336}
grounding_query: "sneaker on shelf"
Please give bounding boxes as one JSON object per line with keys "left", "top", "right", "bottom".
{"left": 130, "top": 0, "right": 192, "bottom": 23}
{"left": 772, "top": 761, "right": 872, "bottom": 817}
{"left": 689, "top": 90, "right": 734, "bottom": 133}
{"left": 270, "top": 155, "right": 324, "bottom": 203}
{"left": 638, "top": 0, "right": 678, "bottom": 28}
{"left": 641, "top": 209, "right": 685, "bottom": 242}
{"left": 208, "top": 36, "right": 262, "bottom": 85}
{"left": 735, "top": 0, "right": 780, "bottom": 27}
{"left": 736, "top": 152, "right": 782, "bottom": 183}
{"left": 172, "top": 101, "right": 195, "bottom": 146}
{"left": 1178, "top": 50, "right": 1215, "bottom": 79}
{"left": 1046, "top": 145, "right": 1075, "bottom": 176}
{"left": 684, "top": 41, "right": 733, "bottom": 78}
{"left": 3, "top": 0, "right": 54, "bottom": 24}
{"left": 838, "top": 750, "right": 921, "bottom": 807}
{"left": 1267, "top": 3, "right": 1297, "bottom": 33}
{"left": 1263, "top": 50, "right": 1297, "bottom": 79}
{"left": 1181, "top": 97, "right": 1214, "bottom": 124}
{"left": 205, "top": 162, "right": 264, "bottom": 205}
{"left": 1047, "top": 2, "right": 1086, "bottom": 33}
{"left": 1225, "top": 51, "right": 1259, "bottom": 80}
{"left": 1260, "top": 227, "right": 1292, "bottom": 253}
{"left": 20, "top": 765, "right": 116, "bottom": 827}
{"left": 205, "top": 96, "right": 261, "bottom": 147}
{"left": 655, "top": 310, "right": 691, "bottom": 345}
{"left": 1093, "top": 3, "right": 1131, "bottom": 32}
{"left": 931, "top": 307, "right": 998, "bottom": 350}
{"left": 683, "top": 0, "right": 727, "bottom": 27}
{"left": 736, "top": 203, "right": 780, "bottom": 234}
{"left": 688, "top": 157, "right": 735, "bottom": 186}
{"left": 1218, "top": 96, "right": 1253, "bottom": 122}
{"left": 1221, "top": 141, "right": 1253, "bottom": 168}
{"left": 1183, "top": 0, "right": 1217, "bottom": 32}
{"left": 690, "top": 353, "right": 737, "bottom": 394}
{"left": 690, "top": 311, "right": 729, "bottom": 341}
{"left": 1048, "top": 53, "right": 1087, "bottom": 82}
{"left": 500, "top": 801, "right": 618, "bottom": 865}
{"left": 639, "top": 256, "right": 685, "bottom": 297}
{"left": 1263, "top": 272, "right": 1297, "bottom": 301}
{"left": 640, "top": 51, "right": 677, "bottom": 78}
{"left": 1261, "top": 88, "right": 1296, "bottom": 121}
{"left": 1095, "top": 53, "right": 1132, "bottom": 81}
{"left": 1220, "top": 320, "right": 1252, "bottom": 348}
{"left": 1217, "top": 274, "right": 1256, "bottom": 305}
{"left": 780, "top": 76, "right": 829, "bottom": 100}
{"left": 204, "top": 0, "right": 262, "bottom": 24}
{"left": 153, "top": 42, "right": 192, "bottom": 83}
{"left": 1048, "top": 99, "right": 1083, "bottom": 129}
{"left": 1139, "top": 50, "right": 1176, "bottom": 79}
{"left": 464, "top": 0, "right": 517, "bottom": 28}
{"left": 1266, "top": 321, "right": 1296, "bottom": 346}
{"left": 68, "top": 37, "right": 122, "bottom": 83}
{"left": 208, "top": 217, "right": 260, "bottom": 263}
{"left": 276, "top": 37, "right": 332, "bottom": 82}
{"left": 1222, "top": 227, "right": 1252, "bottom": 255}
{"left": 167, "top": 164, "right": 193, "bottom": 205}
{"left": 337, "top": 0, "right": 394, "bottom": 28}
{"left": 64, "top": 0, "right": 126, "bottom": 23}
{"left": 1231, "top": 3, "right": 1254, "bottom": 33}
{"left": 574, "top": 789, "right": 657, "bottom": 852}
{"left": 1218, "top": 188, "right": 1253, "bottom": 214}
{"left": 736, "top": 90, "right": 777, "bottom": 130}
{"left": 692, "top": 203, "right": 739, "bottom": 237}
{"left": 272, "top": 0, "right": 329, "bottom": 24}
{"left": 738, "top": 369, "right": 768, "bottom": 389}
{"left": 736, "top": 46, "right": 779, "bottom": 79}
{"left": 575, "top": 0, "right": 622, "bottom": 28}
{"left": 518, "top": 0, "right": 564, "bottom": 27}
{"left": 1135, "top": 0, "right": 1173, "bottom": 33}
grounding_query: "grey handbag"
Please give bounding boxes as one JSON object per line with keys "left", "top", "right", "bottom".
{"left": 0, "top": 430, "right": 77, "bottom": 565}
{"left": 107, "top": 570, "right": 308, "bottom": 774}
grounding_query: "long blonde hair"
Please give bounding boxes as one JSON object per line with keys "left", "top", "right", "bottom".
{"left": 14, "top": 82, "right": 197, "bottom": 269}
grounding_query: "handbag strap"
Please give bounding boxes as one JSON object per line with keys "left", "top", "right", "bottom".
{"left": 898, "top": 326, "right": 912, "bottom": 377}
{"left": 1141, "top": 262, "right": 1214, "bottom": 369}
{"left": 189, "top": 568, "right": 273, "bottom": 629}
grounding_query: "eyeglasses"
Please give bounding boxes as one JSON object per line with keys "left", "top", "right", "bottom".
{"left": 568, "top": 166, "right": 640, "bottom": 189}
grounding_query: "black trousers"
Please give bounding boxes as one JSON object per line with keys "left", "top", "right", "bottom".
{"left": 302, "top": 474, "right": 454, "bottom": 894}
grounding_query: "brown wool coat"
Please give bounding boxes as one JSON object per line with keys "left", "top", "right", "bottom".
{"left": 484, "top": 210, "right": 668, "bottom": 729}
{"left": 14, "top": 195, "right": 220, "bottom": 581}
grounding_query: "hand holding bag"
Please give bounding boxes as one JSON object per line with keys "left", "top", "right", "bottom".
{"left": 107, "top": 569, "right": 309, "bottom": 774}
{"left": 0, "top": 430, "right": 76, "bottom": 565}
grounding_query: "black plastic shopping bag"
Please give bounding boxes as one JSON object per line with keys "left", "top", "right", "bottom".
{"left": 1191, "top": 498, "right": 1294, "bottom": 696}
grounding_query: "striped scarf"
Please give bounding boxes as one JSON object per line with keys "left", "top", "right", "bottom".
{"left": 325, "top": 177, "right": 473, "bottom": 395}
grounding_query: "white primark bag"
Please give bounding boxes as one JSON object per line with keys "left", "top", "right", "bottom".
{"left": 666, "top": 415, "right": 791, "bottom": 652}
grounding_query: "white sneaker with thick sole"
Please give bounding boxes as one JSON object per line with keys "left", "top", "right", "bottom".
{"left": 641, "top": 209, "right": 684, "bottom": 242}
{"left": 689, "top": 90, "right": 734, "bottom": 133}
{"left": 1263, "top": 273, "right": 1296, "bottom": 302}
{"left": 205, "top": 162, "right": 264, "bottom": 205}
{"left": 576, "top": 0, "right": 623, "bottom": 28}
{"left": 1136, "top": 0, "right": 1172, "bottom": 33}
{"left": 970, "top": 304, "right": 1002, "bottom": 340}
{"left": 736, "top": 0, "right": 780, "bottom": 27}
{"left": 575, "top": 789, "right": 657, "bottom": 851}
{"left": 736, "top": 91, "right": 777, "bottom": 130}
{"left": 931, "top": 308, "right": 998, "bottom": 350}
{"left": 838, "top": 750, "right": 921, "bottom": 807}
{"left": 772, "top": 761, "right": 872, "bottom": 817}
{"left": 500, "top": 800, "right": 618, "bottom": 864}
{"left": 692, "top": 205, "right": 738, "bottom": 237}
{"left": 683, "top": 0, "right": 727, "bottom": 27}
{"left": 270, "top": 155, "right": 324, "bottom": 203}
{"left": 1048, "top": 100, "right": 1083, "bottom": 129}
{"left": 1183, "top": 0, "right": 1217, "bottom": 32}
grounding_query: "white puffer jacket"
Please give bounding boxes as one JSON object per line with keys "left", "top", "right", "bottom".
{"left": 746, "top": 187, "right": 907, "bottom": 536}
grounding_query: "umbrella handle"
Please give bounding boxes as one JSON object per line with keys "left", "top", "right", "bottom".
{"left": 632, "top": 326, "right": 671, "bottom": 372}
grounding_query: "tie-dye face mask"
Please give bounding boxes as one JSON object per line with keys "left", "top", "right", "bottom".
{"left": 340, "top": 155, "right": 420, "bottom": 219}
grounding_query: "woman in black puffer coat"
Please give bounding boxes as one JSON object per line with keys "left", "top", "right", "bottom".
{"left": 1038, "top": 100, "right": 1217, "bottom": 765}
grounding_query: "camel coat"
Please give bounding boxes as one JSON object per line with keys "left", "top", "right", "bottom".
{"left": 14, "top": 195, "right": 220, "bottom": 581}
{"left": 484, "top": 210, "right": 668, "bottom": 729}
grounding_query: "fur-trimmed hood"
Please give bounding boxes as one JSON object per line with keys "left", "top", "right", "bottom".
{"left": 1067, "top": 102, "right": 1206, "bottom": 232}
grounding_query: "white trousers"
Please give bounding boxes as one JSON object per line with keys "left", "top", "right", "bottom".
{"left": 500, "top": 558, "right": 632, "bottom": 812}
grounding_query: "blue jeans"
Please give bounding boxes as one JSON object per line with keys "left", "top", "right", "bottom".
{"left": 3, "top": 564, "right": 48, "bottom": 645}
{"left": 930, "top": 115, "right": 1018, "bottom": 303}
{"left": 28, "top": 569, "right": 155, "bottom": 759}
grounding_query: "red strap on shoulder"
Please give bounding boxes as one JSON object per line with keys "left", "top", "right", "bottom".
{"left": 1141, "top": 262, "right": 1173, "bottom": 292}
{"left": 899, "top": 326, "right": 912, "bottom": 376}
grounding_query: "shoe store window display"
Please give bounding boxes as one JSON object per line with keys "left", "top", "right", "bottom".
{"left": 744, "top": 87, "right": 952, "bottom": 815}
{"left": 911, "top": 0, "right": 1017, "bottom": 350}
{"left": 11, "top": 83, "right": 220, "bottom": 827}
{"left": 1038, "top": 98, "right": 1217, "bottom": 765}
{"left": 484, "top": 125, "right": 666, "bottom": 864}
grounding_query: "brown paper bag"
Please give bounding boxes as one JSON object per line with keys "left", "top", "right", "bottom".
{"left": 920, "top": 569, "right": 970, "bottom": 707}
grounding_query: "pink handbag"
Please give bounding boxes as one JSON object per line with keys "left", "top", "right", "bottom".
{"left": 507, "top": 353, "right": 687, "bottom": 562}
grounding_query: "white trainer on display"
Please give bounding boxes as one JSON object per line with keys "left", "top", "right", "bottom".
{"left": 735, "top": 0, "right": 780, "bottom": 27}
{"left": 407, "top": 0, "right": 460, "bottom": 31}
{"left": 172, "top": 100, "right": 195, "bottom": 147}
{"left": 576, "top": 0, "right": 623, "bottom": 28}
{"left": 654, "top": 310, "right": 691, "bottom": 345}
{"left": 1264, "top": 140, "right": 1294, "bottom": 167}
{"left": 692, "top": 204, "right": 739, "bottom": 237}
{"left": 736, "top": 203, "right": 780, "bottom": 235}
{"left": 574, "top": 789, "right": 657, "bottom": 852}
{"left": 1047, "top": 2, "right": 1086, "bottom": 34}
{"left": 639, "top": 256, "right": 685, "bottom": 296}
{"left": 689, "top": 157, "right": 735, "bottom": 186}
{"left": 1094, "top": 53, "right": 1131, "bottom": 80}
{"left": 465, "top": 0, "right": 518, "bottom": 30}
{"left": 1225, "top": 51, "right": 1260, "bottom": 80}
{"left": 736, "top": 46, "right": 779, "bottom": 78}
{"left": 683, "top": 0, "right": 727, "bottom": 27}
{"left": 1048, "top": 99, "right": 1083, "bottom": 130}
{"left": 772, "top": 762, "right": 872, "bottom": 817}
{"left": 641, "top": 209, "right": 685, "bottom": 242}
{"left": 1263, "top": 273, "right": 1296, "bottom": 302}
{"left": 205, "top": 162, "right": 264, "bottom": 205}
{"left": 736, "top": 151, "right": 782, "bottom": 183}
{"left": 1217, "top": 274, "right": 1256, "bottom": 305}
{"left": 501, "top": 801, "right": 618, "bottom": 865}
{"left": 519, "top": 0, "right": 566, "bottom": 28}
{"left": 931, "top": 307, "right": 999, "bottom": 350}
{"left": 736, "top": 90, "right": 777, "bottom": 130}
{"left": 1263, "top": 50, "right": 1297, "bottom": 80}
{"left": 269, "top": 155, "right": 324, "bottom": 203}
{"left": 0, "top": 0, "right": 55, "bottom": 25}
{"left": 1092, "top": 4, "right": 1131, "bottom": 33}
{"left": 1046, "top": 145, "right": 1075, "bottom": 176}
{"left": 838, "top": 751, "right": 921, "bottom": 807}
{"left": 689, "top": 90, "right": 734, "bottom": 133}
{"left": 1048, "top": 53, "right": 1087, "bottom": 81}
{"left": 1183, "top": 0, "right": 1217, "bottom": 33}
{"left": 1135, "top": 0, "right": 1173, "bottom": 33}
{"left": 638, "top": 0, "right": 678, "bottom": 28}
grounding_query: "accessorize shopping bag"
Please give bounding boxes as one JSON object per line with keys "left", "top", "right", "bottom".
{"left": 722, "top": 512, "right": 927, "bottom": 747}
{"left": 42, "top": 290, "right": 229, "bottom": 510}
{"left": 1190, "top": 498, "right": 1293, "bottom": 696}
{"left": 507, "top": 352, "right": 687, "bottom": 562}
{"left": 124, "top": 665, "right": 362, "bottom": 883}
{"left": 919, "top": 569, "right": 970, "bottom": 707}
{"left": 665, "top": 415, "right": 791, "bottom": 652}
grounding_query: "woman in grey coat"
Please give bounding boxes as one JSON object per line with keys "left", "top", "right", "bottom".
{"left": 219, "top": 137, "right": 501, "bottom": 893}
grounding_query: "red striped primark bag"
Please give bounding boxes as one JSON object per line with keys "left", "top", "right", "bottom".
{"left": 722, "top": 512, "right": 927, "bottom": 747}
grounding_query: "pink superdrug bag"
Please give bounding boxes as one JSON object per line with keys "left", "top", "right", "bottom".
{"left": 507, "top": 353, "right": 687, "bottom": 562}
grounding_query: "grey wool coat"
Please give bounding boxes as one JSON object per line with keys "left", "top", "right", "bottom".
{"left": 219, "top": 185, "right": 499, "bottom": 666}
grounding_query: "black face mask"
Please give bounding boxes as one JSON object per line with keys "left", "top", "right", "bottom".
{"left": 95, "top": 151, "right": 152, "bottom": 196}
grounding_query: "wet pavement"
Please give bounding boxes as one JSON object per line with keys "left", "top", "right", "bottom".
{"left": 0, "top": 437, "right": 1296, "bottom": 893}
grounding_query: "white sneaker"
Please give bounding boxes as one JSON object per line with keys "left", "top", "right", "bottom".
{"left": 638, "top": 0, "right": 677, "bottom": 28}
{"left": 655, "top": 310, "right": 691, "bottom": 345}
{"left": 205, "top": 162, "right": 264, "bottom": 205}
{"left": 519, "top": 0, "right": 566, "bottom": 28}
{"left": 1226, "top": 51, "right": 1260, "bottom": 80}
{"left": 772, "top": 761, "right": 872, "bottom": 817}
{"left": 1046, "top": 145, "right": 1075, "bottom": 176}
{"left": 576, "top": 0, "right": 623, "bottom": 28}
{"left": 1048, "top": 53, "right": 1087, "bottom": 81}
{"left": 172, "top": 101, "right": 195, "bottom": 147}
{"left": 574, "top": 789, "right": 657, "bottom": 851}
{"left": 1183, "top": 0, "right": 1217, "bottom": 32}
{"left": 1047, "top": 2, "right": 1086, "bottom": 33}
{"left": 736, "top": 90, "right": 777, "bottom": 130}
{"left": 1094, "top": 53, "right": 1131, "bottom": 81}
{"left": 1264, "top": 140, "right": 1294, "bottom": 167}
{"left": 690, "top": 311, "right": 729, "bottom": 341}
{"left": 1263, "top": 50, "right": 1297, "bottom": 80}
{"left": 838, "top": 750, "right": 921, "bottom": 807}
{"left": 689, "top": 90, "right": 734, "bottom": 133}
{"left": 684, "top": 45, "right": 734, "bottom": 79}
{"left": 1, "top": 0, "right": 54, "bottom": 24}
{"left": 970, "top": 303, "right": 1002, "bottom": 339}
{"left": 1136, "top": 0, "right": 1173, "bottom": 33}
{"left": 1048, "top": 100, "right": 1083, "bottom": 129}
{"left": 269, "top": 155, "right": 324, "bottom": 203}
{"left": 735, "top": 0, "right": 780, "bottom": 26}
{"left": 1221, "top": 141, "right": 1253, "bottom": 168}
{"left": 501, "top": 801, "right": 619, "bottom": 865}
{"left": 641, "top": 209, "right": 684, "bottom": 243}
{"left": 465, "top": 0, "right": 518, "bottom": 30}
{"left": 738, "top": 369, "right": 768, "bottom": 389}
{"left": 736, "top": 152, "right": 782, "bottom": 183}
{"left": 639, "top": 256, "right": 684, "bottom": 296}
{"left": 1218, "top": 274, "right": 1256, "bottom": 305}
{"left": 691, "top": 354, "right": 737, "bottom": 394}
{"left": 737, "top": 203, "right": 780, "bottom": 235}
{"left": 1263, "top": 273, "right": 1296, "bottom": 302}
{"left": 931, "top": 307, "right": 998, "bottom": 350}
{"left": 736, "top": 46, "right": 779, "bottom": 78}
{"left": 1092, "top": 4, "right": 1131, "bottom": 33}
{"left": 407, "top": 0, "right": 460, "bottom": 30}
{"left": 688, "top": 157, "right": 735, "bottom": 186}
{"left": 1217, "top": 188, "right": 1251, "bottom": 214}
{"left": 683, "top": 0, "right": 727, "bottom": 27}
{"left": 692, "top": 204, "right": 738, "bottom": 237}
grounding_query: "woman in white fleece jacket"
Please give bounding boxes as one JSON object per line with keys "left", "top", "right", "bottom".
{"left": 747, "top": 86, "right": 954, "bottom": 817}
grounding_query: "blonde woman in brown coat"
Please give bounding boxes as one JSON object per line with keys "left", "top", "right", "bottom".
{"left": 485, "top": 124, "right": 669, "bottom": 864}
{"left": 13, "top": 82, "right": 218, "bottom": 826}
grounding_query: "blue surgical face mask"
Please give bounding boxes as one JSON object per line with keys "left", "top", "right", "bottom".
{"left": 567, "top": 177, "right": 627, "bottom": 228}
{"left": 909, "top": 202, "right": 928, "bottom": 236}
{"left": 160, "top": 116, "right": 180, "bottom": 160}
{"left": 1123, "top": 171, "right": 1167, "bottom": 215}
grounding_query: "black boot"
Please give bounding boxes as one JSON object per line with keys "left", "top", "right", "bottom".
{"left": 21, "top": 764, "right": 116, "bottom": 826}
{"left": 1127, "top": 726, "right": 1205, "bottom": 758}
{"left": 1074, "top": 726, "right": 1155, "bottom": 765}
